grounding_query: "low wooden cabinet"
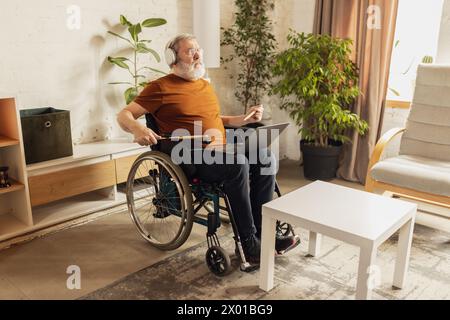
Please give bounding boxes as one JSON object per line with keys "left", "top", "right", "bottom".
{"left": 28, "top": 160, "right": 117, "bottom": 207}
{"left": 115, "top": 155, "right": 140, "bottom": 184}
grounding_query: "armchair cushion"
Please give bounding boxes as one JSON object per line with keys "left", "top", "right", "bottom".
{"left": 370, "top": 155, "right": 450, "bottom": 197}
{"left": 399, "top": 64, "right": 450, "bottom": 162}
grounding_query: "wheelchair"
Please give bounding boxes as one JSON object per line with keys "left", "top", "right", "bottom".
{"left": 125, "top": 114, "right": 296, "bottom": 276}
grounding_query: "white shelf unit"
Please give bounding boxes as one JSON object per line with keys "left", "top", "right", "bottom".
{"left": 0, "top": 97, "right": 33, "bottom": 239}
{"left": 0, "top": 96, "right": 148, "bottom": 243}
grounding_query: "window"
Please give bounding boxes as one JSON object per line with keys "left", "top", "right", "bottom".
{"left": 387, "top": 0, "right": 444, "bottom": 103}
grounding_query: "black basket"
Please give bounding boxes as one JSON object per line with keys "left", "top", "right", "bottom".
{"left": 20, "top": 107, "right": 73, "bottom": 164}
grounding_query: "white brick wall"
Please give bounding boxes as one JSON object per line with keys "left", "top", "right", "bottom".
{"left": 0, "top": 0, "right": 315, "bottom": 160}
{"left": 0, "top": 0, "right": 179, "bottom": 144}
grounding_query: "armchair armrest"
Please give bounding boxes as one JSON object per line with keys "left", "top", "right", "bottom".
{"left": 365, "top": 127, "right": 405, "bottom": 190}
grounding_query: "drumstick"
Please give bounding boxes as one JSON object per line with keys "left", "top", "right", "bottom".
{"left": 243, "top": 110, "right": 256, "bottom": 122}
{"left": 158, "top": 135, "right": 211, "bottom": 142}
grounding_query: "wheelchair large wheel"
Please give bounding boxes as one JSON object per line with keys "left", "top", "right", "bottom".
{"left": 126, "top": 151, "right": 193, "bottom": 250}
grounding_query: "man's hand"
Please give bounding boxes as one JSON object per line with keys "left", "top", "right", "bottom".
{"left": 244, "top": 105, "right": 264, "bottom": 124}
{"left": 220, "top": 104, "right": 265, "bottom": 127}
{"left": 132, "top": 125, "right": 161, "bottom": 146}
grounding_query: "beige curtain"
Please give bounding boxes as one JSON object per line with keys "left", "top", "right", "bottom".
{"left": 314, "top": 0, "right": 399, "bottom": 184}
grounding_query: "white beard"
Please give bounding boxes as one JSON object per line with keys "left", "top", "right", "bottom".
{"left": 174, "top": 61, "right": 206, "bottom": 81}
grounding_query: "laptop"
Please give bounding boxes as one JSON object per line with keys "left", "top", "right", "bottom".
{"left": 207, "top": 122, "right": 290, "bottom": 153}
{"left": 244, "top": 122, "right": 290, "bottom": 151}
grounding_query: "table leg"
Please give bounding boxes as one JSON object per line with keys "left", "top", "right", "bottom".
{"left": 393, "top": 215, "right": 415, "bottom": 289}
{"left": 259, "top": 213, "right": 277, "bottom": 292}
{"left": 356, "top": 245, "right": 377, "bottom": 300}
{"left": 308, "top": 231, "right": 322, "bottom": 257}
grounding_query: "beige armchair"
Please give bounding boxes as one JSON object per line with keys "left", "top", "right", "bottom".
{"left": 365, "top": 64, "right": 450, "bottom": 209}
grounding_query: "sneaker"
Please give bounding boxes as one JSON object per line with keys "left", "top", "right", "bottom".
{"left": 235, "top": 233, "right": 301, "bottom": 262}
{"left": 275, "top": 234, "right": 301, "bottom": 255}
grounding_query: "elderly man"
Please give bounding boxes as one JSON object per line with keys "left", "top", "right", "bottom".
{"left": 117, "top": 34, "right": 300, "bottom": 265}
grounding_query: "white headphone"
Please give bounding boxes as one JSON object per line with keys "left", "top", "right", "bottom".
{"left": 164, "top": 39, "right": 178, "bottom": 68}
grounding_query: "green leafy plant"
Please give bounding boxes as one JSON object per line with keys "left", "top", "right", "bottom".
{"left": 221, "top": 0, "right": 277, "bottom": 113}
{"left": 107, "top": 15, "right": 167, "bottom": 104}
{"left": 271, "top": 31, "right": 369, "bottom": 147}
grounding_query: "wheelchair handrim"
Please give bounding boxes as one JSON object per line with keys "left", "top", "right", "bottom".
{"left": 126, "top": 153, "right": 193, "bottom": 249}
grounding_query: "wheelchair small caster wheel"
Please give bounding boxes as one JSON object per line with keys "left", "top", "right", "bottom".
{"left": 277, "top": 222, "right": 293, "bottom": 237}
{"left": 206, "top": 246, "right": 231, "bottom": 277}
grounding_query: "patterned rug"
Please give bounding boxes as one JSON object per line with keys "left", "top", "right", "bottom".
{"left": 82, "top": 224, "right": 450, "bottom": 300}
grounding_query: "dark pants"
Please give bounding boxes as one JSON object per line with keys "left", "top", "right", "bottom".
{"left": 192, "top": 147, "right": 277, "bottom": 240}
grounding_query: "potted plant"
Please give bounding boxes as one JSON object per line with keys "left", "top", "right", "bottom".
{"left": 221, "top": 0, "right": 277, "bottom": 122}
{"left": 107, "top": 15, "right": 167, "bottom": 104}
{"left": 271, "top": 31, "right": 369, "bottom": 180}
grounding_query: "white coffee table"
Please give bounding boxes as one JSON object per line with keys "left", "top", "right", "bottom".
{"left": 259, "top": 181, "right": 417, "bottom": 300}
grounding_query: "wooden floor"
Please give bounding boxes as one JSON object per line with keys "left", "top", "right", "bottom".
{"left": 0, "top": 160, "right": 448, "bottom": 299}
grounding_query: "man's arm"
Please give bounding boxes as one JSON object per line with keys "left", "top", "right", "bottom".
{"left": 221, "top": 105, "right": 264, "bottom": 127}
{"left": 117, "top": 102, "right": 161, "bottom": 146}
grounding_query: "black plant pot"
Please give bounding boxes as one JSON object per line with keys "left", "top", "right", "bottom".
{"left": 300, "top": 140, "right": 343, "bottom": 181}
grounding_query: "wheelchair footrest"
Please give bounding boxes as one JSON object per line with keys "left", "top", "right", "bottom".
{"left": 240, "top": 262, "right": 259, "bottom": 273}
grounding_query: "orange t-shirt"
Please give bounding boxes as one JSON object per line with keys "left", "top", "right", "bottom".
{"left": 134, "top": 74, "right": 226, "bottom": 144}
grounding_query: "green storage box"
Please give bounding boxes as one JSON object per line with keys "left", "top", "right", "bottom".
{"left": 20, "top": 107, "right": 73, "bottom": 164}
